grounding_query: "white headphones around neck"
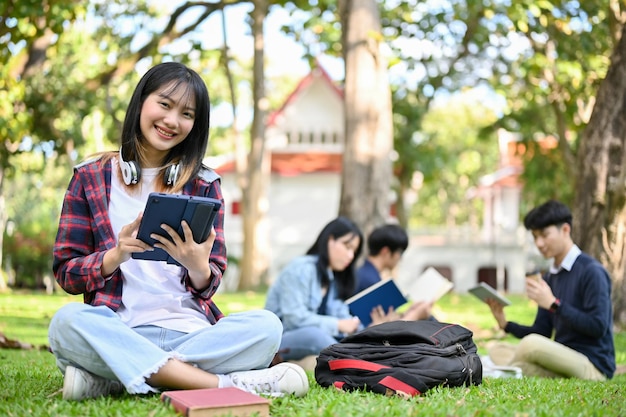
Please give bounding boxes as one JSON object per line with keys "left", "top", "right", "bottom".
{"left": 119, "top": 147, "right": 181, "bottom": 186}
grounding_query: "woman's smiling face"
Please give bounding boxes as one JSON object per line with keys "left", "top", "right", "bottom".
{"left": 139, "top": 81, "right": 196, "bottom": 166}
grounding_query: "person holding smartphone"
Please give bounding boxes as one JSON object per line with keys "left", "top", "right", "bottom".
{"left": 48, "top": 62, "right": 308, "bottom": 401}
{"left": 485, "top": 200, "right": 615, "bottom": 380}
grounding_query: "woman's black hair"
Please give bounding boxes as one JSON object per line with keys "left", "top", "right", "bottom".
{"left": 306, "top": 216, "right": 363, "bottom": 300}
{"left": 120, "top": 62, "right": 210, "bottom": 187}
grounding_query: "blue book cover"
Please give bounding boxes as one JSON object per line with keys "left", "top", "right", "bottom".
{"left": 345, "top": 279, "right": 408, "bottom": 327}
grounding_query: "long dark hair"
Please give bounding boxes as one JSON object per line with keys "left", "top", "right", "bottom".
{"left": 306, "top": 217, "right": 363, "bottom": 300}
{"left": 120, "top": 62, "right": 211, "bottom": 192}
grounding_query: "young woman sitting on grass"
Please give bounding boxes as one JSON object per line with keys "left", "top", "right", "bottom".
{"left": 264, "top": 217, "right": 364, "bottom": 367}
{"left": 48, "top": 62, "right": 308, "bottom": 401}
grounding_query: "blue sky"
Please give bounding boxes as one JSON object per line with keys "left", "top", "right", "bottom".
{"left": 147, "top": 0, "right": 344, "bottom": 80}
{"left": 143, "top": 0, "right": 506, "bottom": 126}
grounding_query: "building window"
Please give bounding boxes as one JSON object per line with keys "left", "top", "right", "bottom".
{"left": 422, "top": 266, "right": 453, "bottom": 283}
{"left": 477, "top": 267, "right": 509, "bottom": 291}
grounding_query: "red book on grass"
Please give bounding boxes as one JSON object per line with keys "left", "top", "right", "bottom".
{"left": 161, "top": 387, "right": 270, "bottom": 417}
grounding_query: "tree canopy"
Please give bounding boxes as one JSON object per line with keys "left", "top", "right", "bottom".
{"left": 2, "top": 1, "right": 624, "bottom": 327}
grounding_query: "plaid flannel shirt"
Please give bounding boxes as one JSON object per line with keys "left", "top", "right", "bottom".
{"left": 53, "top": 158, "right": 227, "bottom": 324}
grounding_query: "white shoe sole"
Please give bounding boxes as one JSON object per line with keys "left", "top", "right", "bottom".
{"left": 62, "top": 366, "right": 80, "bottom": 400}
{"left": 276, "top": 363, "right": 309, "bottom": 397}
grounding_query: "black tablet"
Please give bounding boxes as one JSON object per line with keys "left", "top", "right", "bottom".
{"left": 131, "top": 192, "right": 222, "bottom": 265}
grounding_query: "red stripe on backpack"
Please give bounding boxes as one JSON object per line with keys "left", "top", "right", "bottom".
{"left": 329, "top": 359, "right": 390, "bottom": 372}
{"left": 379, "top": 376, "right": 421, "bottom": 397}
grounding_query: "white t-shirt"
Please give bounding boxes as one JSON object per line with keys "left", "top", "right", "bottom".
{"left": 109, "top": 158, "right": 210, "bottom": 333}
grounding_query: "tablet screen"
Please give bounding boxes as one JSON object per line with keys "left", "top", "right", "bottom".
{"left": 132, "top": 193, "right": 221, "bottom": 264}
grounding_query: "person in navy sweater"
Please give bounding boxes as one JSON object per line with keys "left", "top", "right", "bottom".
{"left": 486, "top": 200, "right": 615, "bottom": 379}
{"left": 355, "top": 224, "right": 433, "bottom": 324}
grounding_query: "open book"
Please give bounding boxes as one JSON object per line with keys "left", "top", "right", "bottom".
{"left": 399, "top": 267, "right": 454, "bottom": 304}
{"left": 468, "top": 282, "right": 511, "bottom": 306}
{"left": 345, "top": 279, "right": 408, "bottom": 327}
{"left": 346, "top": 268, "right": 453, "bottom": 327}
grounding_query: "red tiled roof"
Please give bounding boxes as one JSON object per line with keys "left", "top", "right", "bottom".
{"left": 272, "top": 152, "right": 343, "bottom": 176}
{"left": 213, "top": 152, "right": 343, "bottom": 176}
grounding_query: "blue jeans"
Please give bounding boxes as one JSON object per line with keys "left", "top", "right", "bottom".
{"left": 278, "top": 326, "right": 339, "bottom": 360}
{"left": 48, "top": 303, "right": 283, "bottom": 394}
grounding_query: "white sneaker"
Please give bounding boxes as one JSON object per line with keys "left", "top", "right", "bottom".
{"left": 228, "top": 363, "right": 309, "bottom": 397}
{"left": 62, "top": 366, "right": 125, "bottom": 401}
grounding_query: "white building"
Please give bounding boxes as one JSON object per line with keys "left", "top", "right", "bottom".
{"left": 209, "top": 66, "right": 345, "bottom": 289}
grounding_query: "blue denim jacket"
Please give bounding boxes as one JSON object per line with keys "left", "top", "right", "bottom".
{"left": 264, "top": 255, "right": 353, "bottom": 338}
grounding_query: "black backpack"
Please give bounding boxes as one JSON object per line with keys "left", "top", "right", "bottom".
{"left": 315, "top": 320, "right": 483, "bottom": 397}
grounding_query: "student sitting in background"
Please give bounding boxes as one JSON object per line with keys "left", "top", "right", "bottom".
{"left": 265, "top": 217, "right": 363, "bottom": 368}
{"left": 485, "top": 200, "right": 615, "bottom": 379}
{"left": 356, "top": 224, "right": 433, "bottom": 324}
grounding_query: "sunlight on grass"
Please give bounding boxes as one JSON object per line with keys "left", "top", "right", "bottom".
{"left": 1, "top": 290, "right": 625, "bottom": 417}
{"left": 1, "top": 289, "right": 621, "bottom": 360}
{"left": 213, "top": 290, "right": 266, "bottom": 314}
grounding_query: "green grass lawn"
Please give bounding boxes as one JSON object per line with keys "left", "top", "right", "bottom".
{"left": 1, "top": 290, "right": 625, "bottom": 417}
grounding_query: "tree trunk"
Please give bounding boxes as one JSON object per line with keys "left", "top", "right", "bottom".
{"left": 219, "top": 9, "right": 248, "bottom": 291}
{"left": 0, "top": 168, "right": 6, "bottom": 292}
{"left": 572, "top": 23, "right": 626, "bottom": 328}
{"left": 395, "top": 182, "right": 409, "bottom": 229}
{"left": 238, "top": 0, "right": 271, "bottom": 290}
{"left": 338, "top": 0, "right": 393, "bottom": 237}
